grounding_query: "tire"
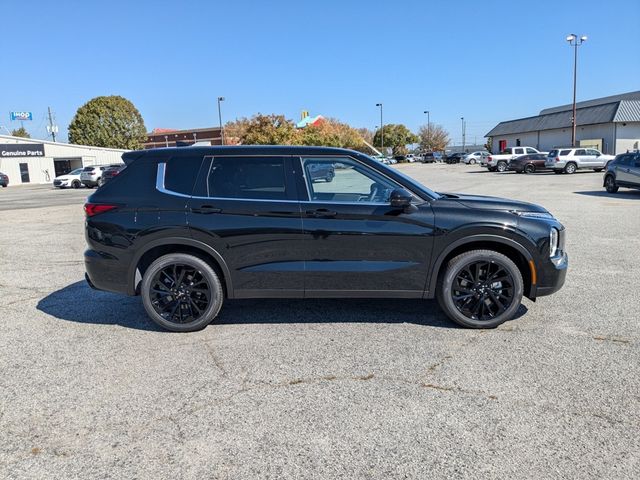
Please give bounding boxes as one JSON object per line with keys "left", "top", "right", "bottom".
{"left": 497, "top": 161, "right": 508, "bottom": 172}
{"left": 593, "top": 168, "right": 603, "bottom": 172}
{"left": 605, "top": 175, "right": 619, "bottom": 193}
{"left": 141, "top": 253, "right": 224, "bottom": 332}
{"left": 72, "top": 180, "right": 81, "bottom": 189}
{"left": 436, "top": 249, "right": 524, "bottom": 329}
{"left": 470, "top": 159, "right": 476, "bottom": 165}
{"left": 564, "top": 162, "right": 577, "bottom": 174}
{"left": 524, "top": 164, "right": 535, "bottom": 174}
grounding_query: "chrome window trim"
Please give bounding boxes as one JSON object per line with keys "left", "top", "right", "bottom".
{"left": 155, "top": 154, "right": 428, "bottom": 206}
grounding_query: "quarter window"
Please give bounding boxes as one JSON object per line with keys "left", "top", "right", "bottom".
{"left": 301, "top": 157, "right": 399, "bottom": 203}
{"left": 560, "top": 149, "right": 572, "bottom": 156}
{"left": 206, "top": 157, "right": 288, "bottom": 200}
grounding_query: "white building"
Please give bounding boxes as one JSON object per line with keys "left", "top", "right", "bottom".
{"left": 0, "top": 134, "right": 127, "bottom": 185}
{"left": 486, "top": 91, "right": 640, "bottom": 155}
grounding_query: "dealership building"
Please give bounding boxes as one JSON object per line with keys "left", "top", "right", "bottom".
{"left": 0, "top": 134, "right": 127, "bottom": 185}
{"left": 486, "top": 91, "right": 640, "bottom": 155}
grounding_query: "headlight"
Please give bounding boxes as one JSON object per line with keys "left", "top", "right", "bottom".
{"left": 514, "top": 211, "right": 554, "bottom": 219}
{"left": 549, "top": 228, "right": 559, "bottom": 257}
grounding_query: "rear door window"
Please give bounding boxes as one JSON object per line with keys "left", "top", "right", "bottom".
{"left": 204, "top": 156, "right": 290, "bottom": 200}
{"left": 575, "top": 149, "right": 586, "bottom": 155}
{"left": 164, "top": 156, "right": 205, "bottom": 195}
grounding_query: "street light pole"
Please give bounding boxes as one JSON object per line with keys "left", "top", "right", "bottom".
{"left": 376, "top": 103, "right": 383, "bottom": 152}
{"left": 566, "top": 34, "right": 587, "bottom": 147}
{"left": 423, "top": 110, "right": 430, "bottom": 150}
{"left": 460, "top": 117, "right": 466, "bottom": 153}
{"left": 217, "top": 96, "right": 225, "bottom": 145}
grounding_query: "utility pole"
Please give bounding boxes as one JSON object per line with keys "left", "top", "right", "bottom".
{"left": 423, "top": 110, "right": 430, "bottom": 150}
{"left": 461, "top": 117, "right": 466, "bottom": 152}
{"left": 566, "top": 34, "right": 587, "bottom": 147}
{"left": 47, "top": 107, "right": 58, "bottom": 142}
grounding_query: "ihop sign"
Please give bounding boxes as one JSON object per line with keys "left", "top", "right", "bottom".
{"left": 10, "top": 112, "right": 33, "bottom": 121}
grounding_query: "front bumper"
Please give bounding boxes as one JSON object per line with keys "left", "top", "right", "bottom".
{"left": 535, "top": 252, "right": 568, "bottom": 297}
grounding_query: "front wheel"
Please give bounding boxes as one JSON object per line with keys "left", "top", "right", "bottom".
{"left": 605, "top": 175, "right": 619, "bottom": 193}
{"left": 72, "top": 180, "right": 81, "bottom": 189}
{"left": 436, "top": 250, "right": 524, "bottom": 328}
{"left": 469, "top": 159, "right": 476, "bottom": 165}
{"left": 141, "top": 253, "right": 224, "bottom": 332}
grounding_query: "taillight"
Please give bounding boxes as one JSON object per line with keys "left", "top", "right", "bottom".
{"left": 488, "top": 156, "right": 492, "bottom": 161}
{"left": 84, "top": 203, "right": 118, "bottom": 217}
{"left": 555, "top": 157, "right": 560, "bottom": 163}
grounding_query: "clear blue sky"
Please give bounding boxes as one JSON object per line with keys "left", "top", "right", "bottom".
{"left": 1, "top": 0, "right": 639, "bottom": 145}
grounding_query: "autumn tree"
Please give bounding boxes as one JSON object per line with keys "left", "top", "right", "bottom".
{"left": 68, "top": 95, "right": 147, "bottom": 149}
{"left": 11, "top": 127, "right": 30, "bottom": 138}
{"left": 299, "top": 118, "right": 365, "bottom": 150}
{"left": 239, "top": 114, "right": 298, "bottom": 145}
{"left": 223, "top": 117, "right": 252, "bottom": 145}
{"left": 373, "top": 124, "right": 419, "bottom": 155}
{"left": 417, "top": 123, "right": 450, "bottom": 152}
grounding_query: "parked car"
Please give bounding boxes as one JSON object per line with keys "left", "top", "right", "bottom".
{"left": 394, "top": 155, "right": 408, "bottom": 163}
{"left": 444, "top": 152, "right": 465, "bottom": 164}
{"left": 405, "top": 154, "right": 418, "bottom": 163}
{"left": 84, "top": 146, "right": 568, "bottom": 332}
{"left": 545, "top": 147, "right": 615, "bottom": 174}
{"left": 462, "top": 151, "right": 490, "bottom": 165}
{"left": 0, "top": 172, "right": 8, "bottom": 187}
{"left": 53, "top": 168, "right": 84, "bottom": 189}
{"left": 603, "top": 151, "right": 640, "bottom": 193}
{"left": 98, "top": 165, "right": 127, "bottom": 187}
{"left": 486, "top": 147, "right": 547, "bottom": 172}
{"left": 307, "top": 162, "right": 335, "bottom": 182}
{"left": 420, "top": 152, "right": 437, "bottom": 164}
{"left": 80, "top": 164, "right": 122, "bottom": 188}
{"left": 508, "top": 154, "right": 550, "bottom": 174}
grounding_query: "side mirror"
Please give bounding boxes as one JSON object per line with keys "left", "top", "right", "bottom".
{"left": 390, "top": 188, "right": 413, "bottom": 209}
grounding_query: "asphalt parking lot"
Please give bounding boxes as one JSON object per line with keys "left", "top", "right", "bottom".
{"left": 1, "top": 164, "right": 638, "bottom": 479}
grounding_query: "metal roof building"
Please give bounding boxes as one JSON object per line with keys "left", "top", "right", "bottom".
{"left": 486, "top": 91, "right": 640, "bottom": 155}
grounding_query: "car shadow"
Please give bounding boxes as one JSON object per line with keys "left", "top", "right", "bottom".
{"left": 574, "top": 190, "right": 640, "bottom": 199}
{"left": 37, "top": 280, "right": 529, "bottom": 332}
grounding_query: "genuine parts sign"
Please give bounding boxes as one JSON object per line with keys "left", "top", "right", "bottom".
{"left": 0, "top": 144, "right": 45, "bottom": 157}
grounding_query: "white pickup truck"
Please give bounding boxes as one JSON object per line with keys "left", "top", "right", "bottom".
{"left": 486, "top": 147, "right": 548, "bottom": 172}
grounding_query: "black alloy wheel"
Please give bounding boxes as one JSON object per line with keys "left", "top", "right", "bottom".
{"left": 141, "top": 253, "right": 224, "bottom": 332}
{"left": 524, "top": 164, "right": 535, "bottom": 174}
{"left": 605, "top": 175, "right": 619, "bottom": 193}
{"left": 437, "top": 250, "right": 524, "bottom": 328}
{"left": 72, "top": 180, "right": 81, "bottom": 189}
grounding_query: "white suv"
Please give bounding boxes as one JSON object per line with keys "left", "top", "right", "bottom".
{"left": 545, "top": 148, "right": 614, "bottom": 174}
{"left": 80, "top": 164, "right": 121, "bottom": 188}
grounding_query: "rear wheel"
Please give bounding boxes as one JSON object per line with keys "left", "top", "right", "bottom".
{"left": 496, "top": 161, "right": 508, "bottom": 172}
{"left": 605, "top": 175, "right": 619, "bottom": 193}
{"left": 141, "top": 253, "right": 224, "bottom": 332}
{"left": 524, "top": 164, "right": 535, "bottom": 174}
{"left": 436, "top": 250, "right": 524, "bottom": 328}
{"left": 564, "top": 162, "right": 577, "bottom": 174}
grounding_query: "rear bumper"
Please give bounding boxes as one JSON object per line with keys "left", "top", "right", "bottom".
{"left": 535, "top": 252, "right": 568, "bottom": 297}
{"left": 84, "top": 249, "right": 131, "bottom": 295}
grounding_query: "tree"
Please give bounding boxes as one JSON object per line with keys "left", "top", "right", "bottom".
{"left": 417, "top": 123, "right": 450, "bottom": 152}
{"left": 484, "top": 137, "right": 493, "bottom": 153}
{"left": 373, "top": 124, "right": 419, "bottom": 155}
{"left": 68, "top": 95, "right": 147, "bottom": 149}
{"left": 299, "top": 118, "right": 365, "bottom": 150}
{"left": 11, "top": 127, "right": 30, "bottom": 138}
{"left": 223, "top": 117, "right": 252, "bottom": 145}
{"left": 240, "top": 114, "right": 298, "bottom": 145}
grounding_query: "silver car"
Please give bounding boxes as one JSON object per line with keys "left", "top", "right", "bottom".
{"left": 462, "top": 151, "right": 490, "bottom": 165}
{"left": 603, "top": 152, "right": 640, "bottom": 193}
{"left": 545, "top": 148, "right": 614, "bottom": 174}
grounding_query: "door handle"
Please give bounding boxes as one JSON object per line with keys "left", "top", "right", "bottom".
{"left": 306, "top": 208, "right": 337, "bottom": 218}
{"left": 191, "top": 205, "right": 221, "bottom": 214}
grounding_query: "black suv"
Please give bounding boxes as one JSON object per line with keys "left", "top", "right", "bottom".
{"left": 84, "top": 146, "right": 568, "bottom": 332}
